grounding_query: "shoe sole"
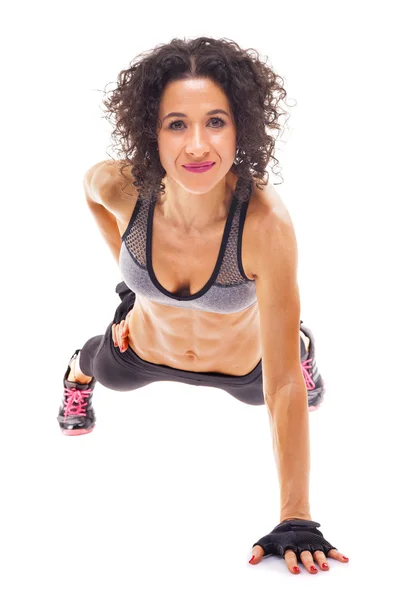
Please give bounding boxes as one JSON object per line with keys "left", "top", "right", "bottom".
{"left": 61, "top": 424, "right": 96, "bottom": 436}
{"left": 309, "top": 399, "right": 323, "bottom": 412}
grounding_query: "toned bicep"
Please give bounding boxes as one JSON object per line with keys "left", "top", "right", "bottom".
{"left": 254, "top": 213, "right": 304, "bottom": 399}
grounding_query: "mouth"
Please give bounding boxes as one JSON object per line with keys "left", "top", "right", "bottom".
{"left": 182, "top": 162, "right": 215, "bottom": 173}
{"left": 183, "top": 161, "right": 214, "bottom": 168}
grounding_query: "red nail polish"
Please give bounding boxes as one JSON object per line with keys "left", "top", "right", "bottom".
{"left": 249, "top": 555, "right": 255, "bottom": 563}
{"left": 293, "top": 566, "right": 300, "bottom": 573}
{"left": 311, "top": 566, "right": 318, "bottom": 572}
{"left": 343, "top": 556, "right": 349, "bottom": 560}
{"left": 322, "top": 563, "right": 328, "bottom": 569}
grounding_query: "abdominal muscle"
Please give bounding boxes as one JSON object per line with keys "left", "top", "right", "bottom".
{"left": 126, "top": 296, "right": 262, "bottom": 376}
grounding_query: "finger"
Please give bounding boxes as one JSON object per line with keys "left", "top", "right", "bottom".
{"left": 121, "top": 321, "right": 129, "bottom": 338}
{"left": 112, "top": 322, "right": 129, "bottom": 351}
{"left": 327, "top": 549, "right": 349, "bottom": 563}
{"left": 284, "top": 549, "right": 300, "bottom": 574}
{"left": 249, "top": 545, "right": 264, "bottom": 564}
{"left": 118, "top": 321, "right": 127, "bottom": 351}
{"left": 300, "top": 550, "right": 318, "bottom": 574}
{"left": 113, "top": 323, "right": 122, "bottom": 349}
{"left": 116, "top": 320, "right": 124, "bottom": 344}
{"left": 313, "top": 550, "right": 329, "bottom": 571}
{"left": 112, "top": 324, "right": 117, "bottom": 345}
{"left": 115, "top": 323, "right": 121, "bottom": 347}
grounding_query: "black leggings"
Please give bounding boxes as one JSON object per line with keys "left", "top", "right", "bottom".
{"left": 79, "top": 282, "right": 299, "bottom": 407}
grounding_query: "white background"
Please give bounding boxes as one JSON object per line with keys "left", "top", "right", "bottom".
{"left": 1, "top": 0, "right": 399, "bottom": 598}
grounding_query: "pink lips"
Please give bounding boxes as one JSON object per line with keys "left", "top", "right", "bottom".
{"left": 182, "top": 162, "right": 215, "bottom": 173}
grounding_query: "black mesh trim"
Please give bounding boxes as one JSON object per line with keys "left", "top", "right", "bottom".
{"left": 121, "top": 196, "right": 143, "bottom": 243}
{"left": 237, "top": 199, "right": 255, "bottom": 282}
{"left": 146, "top": 190, "right": 239, "bottom": 301}
{"left": 121, "top": 176, "right": 255, "bottom": 300}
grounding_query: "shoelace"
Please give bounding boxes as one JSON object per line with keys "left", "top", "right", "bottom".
{"left": 301, "top": 358, "right": 316, "bottom": 390}
{"left": 63, "top": 386, "right": 92, "bottom": 422}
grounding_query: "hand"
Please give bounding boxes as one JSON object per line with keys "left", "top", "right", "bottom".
{"left": 249, "top": 518, "right": 349, "bottom": 575}
{"left": 112, "top": 309, "right": 133, "bottom": 352}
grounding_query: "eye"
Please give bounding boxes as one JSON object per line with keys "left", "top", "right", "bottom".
{"left": 168, "top": 117, "right": 226, "bottom": 130}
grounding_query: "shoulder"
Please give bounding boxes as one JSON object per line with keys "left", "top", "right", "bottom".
{"left": 84, "top": 159, "right": 138, "bottom": 217}
{"left": 248, "top": 178, "right": 297, "bottom": 278}
{"left": 249, "top": 176, "right": 291, "bottom": 225}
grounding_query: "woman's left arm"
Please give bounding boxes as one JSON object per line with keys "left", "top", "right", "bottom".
{"left": 252, "top": 206, "right": 311, "bottom": 521}
{"left": 250, "top": 193, "right": 348, "bottom": 573}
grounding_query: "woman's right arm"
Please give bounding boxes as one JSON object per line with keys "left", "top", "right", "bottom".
{"left": 83, "top": 163, "right": 122, "bottom": 265}
{"left": 84, "top": 162, "right": 134, "bottom": 351}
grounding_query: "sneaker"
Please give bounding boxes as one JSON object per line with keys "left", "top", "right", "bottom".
{"left": 300, "top": 321, "right": 326, "bottom": 412}
{"left": 57, "top": 349, "right": 97, "bottom": 436}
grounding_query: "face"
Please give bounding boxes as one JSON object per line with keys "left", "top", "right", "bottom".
{"left": 156, "top": 78, "right": 237, "bottom": 191}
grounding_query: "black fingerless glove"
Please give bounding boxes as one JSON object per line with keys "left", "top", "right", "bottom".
{"left": 114, "top": 281, "right": 136, "bottom": 324}
{"left": 252, "top": 519, "right": 337, "bottom": 561}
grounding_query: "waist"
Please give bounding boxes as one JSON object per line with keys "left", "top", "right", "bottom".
{"left": 127, "top": 297, "right": 262, "bottom": 376}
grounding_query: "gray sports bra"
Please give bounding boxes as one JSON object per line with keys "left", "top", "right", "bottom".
{"left": 119, "top": 175, "right": 257, "bottom": 313}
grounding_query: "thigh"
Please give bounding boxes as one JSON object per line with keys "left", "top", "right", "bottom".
{"left": 188, "top": 368, "right": 265, "bottom": 406}
{"left": 222, "top": 374, "right": 265, "bottom": 406}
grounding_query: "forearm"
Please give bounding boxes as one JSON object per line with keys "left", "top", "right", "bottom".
{"left": 86, "top": 200, "right": 121, "bottom": 265}
{"left": 266, "top": 384, "right": 312, "bottom": 522}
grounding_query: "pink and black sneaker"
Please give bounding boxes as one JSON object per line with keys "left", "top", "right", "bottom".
{"left": 300, "top": 322, "right": 326, "bottom": 412}
{"left": 57, "top": 349, "right": 97, "bottom": 436}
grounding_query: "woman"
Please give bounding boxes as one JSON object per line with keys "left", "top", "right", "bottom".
{"left": 57, "top": 37, "right": 349, "bottom": 574}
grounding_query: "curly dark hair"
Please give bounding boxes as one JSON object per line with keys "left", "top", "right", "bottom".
{"left": 101, "top": 36, "right": 294, "bottom": 203}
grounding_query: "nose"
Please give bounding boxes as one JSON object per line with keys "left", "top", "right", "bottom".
{"left": 185, "top": 124, "right": 210, "bottom": 156}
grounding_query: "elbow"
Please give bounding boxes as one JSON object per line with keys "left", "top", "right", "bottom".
{"left": 265, "top": 381, "right": 308, "bottom": 415}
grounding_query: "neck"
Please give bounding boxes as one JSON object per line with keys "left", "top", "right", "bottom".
{"left": 157, "top": 172, "right": 238, "bottom": 234}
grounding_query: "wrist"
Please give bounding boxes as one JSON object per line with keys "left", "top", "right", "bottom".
{"left": 280, "top": 514, "right": 312, "bottom": 523}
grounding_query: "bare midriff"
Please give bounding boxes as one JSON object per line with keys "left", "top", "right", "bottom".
{"left": 111, "top": 165, "right": 269, "bottom": 377}
{"left": 127, "top": 294, "right": 262, "bottom": 376}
